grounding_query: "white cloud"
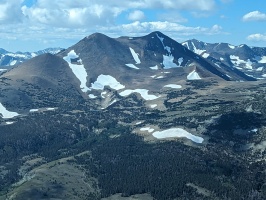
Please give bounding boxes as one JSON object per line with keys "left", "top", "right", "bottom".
{"left": 247, "top": 33, "right": 266, "bottom": 42}
{"left": 0, "top": 0, "right": 24, "bottom": 23}
{"left": 0, "top": 0, "right": 217, "bottom": 28}
{"left": 0, "top": 0, "right": 229, "bottom": 51}
{"left": 128, "top": 10, "right": 145, "bottom": 21}
{"left": 99, "top": 21, "right": 224, "bottom": 36}
{"left": 211, "top": 24, "right": 222, "bottom": 32}
{"left": 21, "top": 3, "right": 117, "bottom": 28}
{"left": 242, "top": 11, "right": 266, "bottom": 22}
{"left": 127, "top": 0, "right": 216, "bottom": 11}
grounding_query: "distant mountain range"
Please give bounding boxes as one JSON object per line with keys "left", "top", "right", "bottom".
{"left": 182, "top": 39, "right": 266, "bottom": 79}
{"left": 0, "top": 47, "right": 63, "bottom": 68}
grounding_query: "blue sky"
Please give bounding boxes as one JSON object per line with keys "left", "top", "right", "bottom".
{"left": 0, "top": 0, "right": 266, "bottom": 52}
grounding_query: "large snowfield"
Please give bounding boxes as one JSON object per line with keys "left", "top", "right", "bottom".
{"left": 163, "top": 55, "right": 179, "bottom": 69}
{"left": 152, "top": 128, "right": 204, "bottom": 143}
{"left": 0, "top": 103, "right": 19, "bottom": 119}
{"left": 63, "top": 50, "right": 90, "bottom": 93}
{"left": 90, "top": 74, "right": 125, "bottom": 90}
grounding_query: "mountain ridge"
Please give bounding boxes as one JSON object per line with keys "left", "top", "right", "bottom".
{"left": 182, "top": 39, "right": 266, "bottom": 79}
{"left": 0, "top": 47, "right": 63, "bottom": 68}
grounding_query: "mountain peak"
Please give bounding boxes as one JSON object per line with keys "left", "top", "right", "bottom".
{"left": 85, "top": 32, "right": 111, "bottom": 40}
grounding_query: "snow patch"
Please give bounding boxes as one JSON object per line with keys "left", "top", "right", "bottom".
{"left": 156, "top": 33, "right": 179, "bottom": 69}
{"left": 0, "top": 103, "right": 19, "bottom": 119}
{"left": 164, "top": 84, "right": 182, "bottom": 89}
{"left": 101, "top": 91, "right": 107, "bottom": 98}
{"left": 136, "top": 121, "right": 143, "bottom": 125}
{"left": 129, "top": 47, "right": 141, "bottom": 64}
{"left": 256, "top": 67, "right": 263, "bottom": 71}
{"left": 31, "top": 53, "right": 37, "bottom": 57}
{"left": 156, "top": 76, "right": 164, "bottom": 79}
{"left": 187, "top": 70, "right": 201, "bottom": 80}
{"left": 90, "top": 75, "right": 125, "bottom": 91}
{"left": 140, "top": 127, "right": 154, "bottom": 133}
{"left": 230, "top": 55, "right": 253, "bottom": 70}
{"left": 202, "top": 53, "right": 209, "bottom": 58}
{"left": 150, "top": 104, "right": 157, "bottom": 108}
{"left": 89, "top": 94, "right": 97, "bottom": 99}
{"left": 228, "top": 44, "right": 235, "bottom": 49}
{"left": 150, "top": 65, "right": 159, "bottom": 70}
{"left": 251, "top": 128, "right": 258, "bottom": 133}
{"left": 6, "top": 121, "right": 15, "bottom": 125}
{"left": 220, "top": 57, "right": 224, "bottom": 61}
{"left": 214, "top": 63, "right": 221, "bottom": 68}
{"left": 6, "top": 53, "right": 26, "bottom": 58}
{"left": 182, "top": 42, "right": 189, "bottom": 48}
{"left": 108, "top": 99, "right": 117, "bottom": 106}
{"left": 163, "top": 55, "right": 179, "bottom": 69}
{"left": 30, "top": 109, "right": 39, "bottom": 112}
{"left": 119, "top": 89, "right": 159, "bottom": 100}
{"left": 63, "top": 50, "right": 90, "bottom": 93}
{"left": 125, "top": 63, "right": 140, "bottom": 69}
{"left": 191, "top": 42, "right": 205, "bottom": 55}
{"left": 178, "top": 57, "right": 184, "bottom": 66}
{"left": 152, "top": 128, "right": 204, "bottom": 143}
{"left": 258, "top": 56, "right": 266, "bottom": 64}
{"left": 10, "top": 60, "right": 17, "bottom": 66}
{"left": 46, "top": 108, "right": 56, "bottom": 111}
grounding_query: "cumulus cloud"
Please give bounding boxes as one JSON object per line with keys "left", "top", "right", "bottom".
{"left": 247, "top": 33, "right": 266, "bottom": 41}
{"left": 242, "top": 11, "right": 266, "bottom": 22}
{"left": 21, "top": 2, "right": 118, "bottom": 28}
{"left": 127, "top": 0, "right": 216, "bottom": 11}
{"left": 0, "top": 0, "right": 24, "bottom": 23}
{"left": 0, "top": 0, "right": 227, "bottom": 51}
{"left": 99, "top": 21, "right": 224, "bottom": 36}
{"left": 128, "top": 10, "right": 145, "bottom": 21}
{"left": 0, "top": 0, "right": 217, "bottom": 27}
